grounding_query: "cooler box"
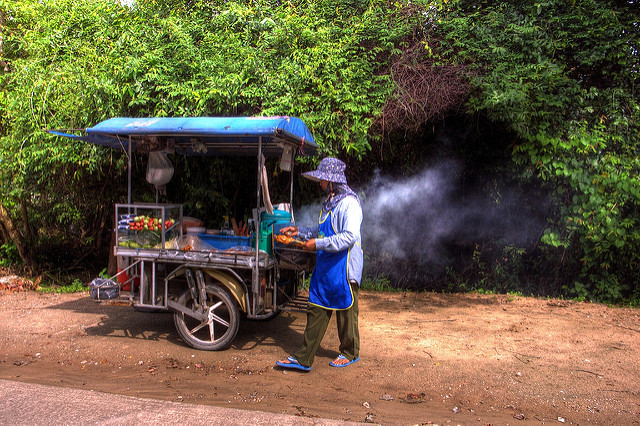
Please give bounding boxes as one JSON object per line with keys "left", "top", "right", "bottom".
{"left": 259, "top": 209, "right": 293, "bottom": 254}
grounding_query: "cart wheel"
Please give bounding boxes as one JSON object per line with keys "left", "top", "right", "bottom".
{"left": 248, "top": 309, "right": 281, "bottom": 321}
{"left": 173, "top": 283, "right": 240, "bottom": 351}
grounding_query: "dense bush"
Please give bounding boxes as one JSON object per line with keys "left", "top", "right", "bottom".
{"left": 428, "top": 0, "right": 640, "bottom": 302}
{"left": 0, "top": 0, "right": 413, "bottom": 273}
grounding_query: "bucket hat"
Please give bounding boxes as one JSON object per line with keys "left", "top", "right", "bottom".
{"left": 302, "top": 157, "right": 347, "bottom": 184}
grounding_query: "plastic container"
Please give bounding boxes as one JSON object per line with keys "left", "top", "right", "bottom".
{"left": 198, "top": 234, "right": 253, "bottom": 251}
{"left": 182, "top": 216, "right": 204, "bottom": 232}
{"left": 261, "top": 209, "right": 292, "bottom": 223}
{"left": 186, "top": 226, "right": 206, "bottom": 234}
{"left": 259, "top": 209, "right": 293, "bottom": 254}
{"left": 116, "top": 255, "right": 140, "bottom": 291}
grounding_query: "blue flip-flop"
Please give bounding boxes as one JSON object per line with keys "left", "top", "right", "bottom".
{"left": 276, "top": 356, "right": 312, "bottom": 372}
{"left": 330, "top": 354, "right": 360, "bottom": 367}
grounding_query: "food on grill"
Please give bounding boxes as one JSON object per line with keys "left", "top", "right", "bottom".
{"left": 275, "top": 234, "right": 305, "bottom": 247}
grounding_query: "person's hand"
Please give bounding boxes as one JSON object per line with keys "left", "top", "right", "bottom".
{"left": 302, "top": 239, "right": 316, "bottom": 251}
{"left": 280, "top": 226, "right": 298, "bottom": 237}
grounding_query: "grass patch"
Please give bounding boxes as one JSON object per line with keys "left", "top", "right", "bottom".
{"left": 361, "top": 275, "right": 402, "bottom": 292}
{"left": 37, "top": 278, "right": 88, "bottom": 294}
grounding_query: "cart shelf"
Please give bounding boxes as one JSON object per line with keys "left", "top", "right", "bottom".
{"left": 114, "top": 247, "right": 275, "bottom": 269}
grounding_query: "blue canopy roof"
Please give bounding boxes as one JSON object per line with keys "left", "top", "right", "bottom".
{"left": 49, "top": 116, "right": 318, "bottom": 157}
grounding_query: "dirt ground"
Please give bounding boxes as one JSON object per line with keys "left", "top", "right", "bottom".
{"left": 0, "top": 288, "right": 638, "bottom": 425}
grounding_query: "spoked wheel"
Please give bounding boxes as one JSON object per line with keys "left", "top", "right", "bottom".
{"left": 173, "top": 282, "right": 240, "bottom": 351}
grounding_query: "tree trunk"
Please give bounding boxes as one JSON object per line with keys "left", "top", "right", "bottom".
{"left": 0, "top": 221, "right": 8, "bottom": 245}
{"left": 107, "top": 214, "right": 117, "bottom": 275}
{"left": 20, "top": 199, "right": 35, "bottom": 242}
{"left": 0, "top": 9, "right": 9, "bottom": 73}
{"left": 0, "top": 203, "right": 37, "bottom": 274}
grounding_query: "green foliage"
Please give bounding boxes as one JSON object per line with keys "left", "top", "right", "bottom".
{"left": 0, "top": 242, "right": 21, "bottom": 267}
{"left": 361, "top": 274, "right": 401, "bottom": 292}
{"left": 460, "top": 243, "right": 528, "bottom": 294}
{"left": 1, "top": 0, "right": 639, "bottom": 304}
{"left": 0, "top": 0, "right": 419, "bottom": 271}
{"left": 3, "top": 0, "right": 414, "bottom": 156}
{"left": 1, "top": 0, "right": 131, "bottom": 271}
{"left": 443, "top": 266, "right": 469, "bottom": 293}
{"left": 37, "top": 278, "right": 88, "bottom": 294}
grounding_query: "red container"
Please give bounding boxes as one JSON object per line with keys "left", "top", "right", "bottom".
{"left": 116, "top": 256, "right": 140, "bottom": 291}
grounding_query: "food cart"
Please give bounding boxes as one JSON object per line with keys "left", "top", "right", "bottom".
{"left": 49, "top": 116, "right": 318, "bottom": 350}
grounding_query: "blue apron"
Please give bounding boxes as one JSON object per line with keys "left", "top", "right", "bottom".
{"left": 308, "top": 210, "right": 353, "bottom": 310}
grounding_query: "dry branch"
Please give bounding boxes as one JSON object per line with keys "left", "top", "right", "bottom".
{"left": 375, "top": 43, "right": 471, "bottom": 135}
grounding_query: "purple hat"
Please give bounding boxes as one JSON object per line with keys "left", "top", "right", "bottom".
{"left": 302, "top": 157, "right": 347, "bottom": 184}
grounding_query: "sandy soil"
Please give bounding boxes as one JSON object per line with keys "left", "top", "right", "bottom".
{"left": 0, "top": 289, "right": 638, "bottom": 425}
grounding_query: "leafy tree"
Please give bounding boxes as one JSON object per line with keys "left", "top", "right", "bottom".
{"left": 0, "top": 0, "right": 132, "bottom": 273}
{"left": 0, "top": 0, "right": 416, "bottom": 273}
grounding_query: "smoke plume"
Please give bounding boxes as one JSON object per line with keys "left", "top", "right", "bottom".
{"left": 361, "top": 161, "right": 459, "bottom": 265}
{"left": 294, "top": 159, "right": 548, "bottom": 285}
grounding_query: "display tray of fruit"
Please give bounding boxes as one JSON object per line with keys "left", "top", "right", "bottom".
{"left": 117, "top": 215, "right": 179, "bottom": 249}
{"left": 118, "top": 234, "right": 158, "bottom": 248}
{"left": 124, "top": 215, "right": 176, "bottom": 232}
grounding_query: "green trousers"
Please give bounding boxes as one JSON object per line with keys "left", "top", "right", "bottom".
{"left": 294, "top": 282, "right": 360, "bottom": 367}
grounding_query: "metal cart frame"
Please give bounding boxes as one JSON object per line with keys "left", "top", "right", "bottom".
{"left": 49, "top": 116, "right": 318, "bottom": 350}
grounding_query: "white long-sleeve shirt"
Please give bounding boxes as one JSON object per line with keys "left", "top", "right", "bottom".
{"left": 298, "top": 195, "right": 363, "bottom": 285}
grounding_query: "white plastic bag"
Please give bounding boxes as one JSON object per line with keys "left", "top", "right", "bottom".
{"left": 146, "top": 151, "right": 174, "bottom": 186}
{"left": 177, "top": 234, "right": 201, "bottom": 251}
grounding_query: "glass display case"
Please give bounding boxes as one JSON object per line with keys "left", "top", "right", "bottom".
{"left": 115, "top": 203, "right": 183, "bottom": 251}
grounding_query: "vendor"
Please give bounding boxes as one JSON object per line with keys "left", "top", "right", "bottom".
{"left": 276, "top": 157, "right": 363, "bottom": 371}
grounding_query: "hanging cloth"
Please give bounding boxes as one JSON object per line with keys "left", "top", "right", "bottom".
{"left": 260, "top": 154, "right": 274, "bottom": 215}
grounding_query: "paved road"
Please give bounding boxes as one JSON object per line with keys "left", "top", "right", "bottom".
{"left": 0, "top": 379, "right": 361, "bottom": 425}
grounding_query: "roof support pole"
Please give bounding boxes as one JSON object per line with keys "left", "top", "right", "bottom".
{"left": 252, "top": 136, "right": 263, "bottom": 316}
{"left": 289, "top": 158, "right": 294, "bottom": 212}
{"left": 127, "top": 136, "right": 132, "bottom": 204}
